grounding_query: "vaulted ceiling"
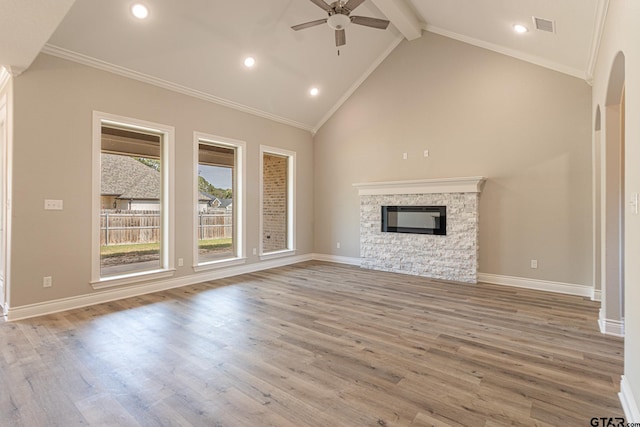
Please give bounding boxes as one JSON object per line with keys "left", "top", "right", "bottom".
{"left": 0, "top": 0, "right": 606, "bottom": 133}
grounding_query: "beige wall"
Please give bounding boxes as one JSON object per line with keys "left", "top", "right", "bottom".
{"left": 314, "top": 33, "right": 593, "bottom": 286}
{"left": 592, "top": 0, "right": 640, "bottom": 415}
{"left": 4, "top": 9, "right": 638, "bottom": 417}
{"left": 10, "top": 53, "right": 313, "bottom": 307}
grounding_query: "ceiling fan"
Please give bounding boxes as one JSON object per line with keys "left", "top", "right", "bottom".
{"left": 292, "top": 0, "right": 390, "bottom": 48}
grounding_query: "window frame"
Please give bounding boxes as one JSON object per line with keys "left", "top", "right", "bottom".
{"left": 91, "top": 111, "right": 175, "bottom": 288}
{"left": 259, "top": 145, "right": 296, "bottom": 260}
{"left": 193, "top": 132, "right": 246, "bottom": 271}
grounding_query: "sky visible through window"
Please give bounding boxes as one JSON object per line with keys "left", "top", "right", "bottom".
{"left": 199, "top": 165, "right": 232, "bottom": 190}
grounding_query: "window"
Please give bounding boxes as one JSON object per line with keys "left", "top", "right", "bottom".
{"left": 194, "top": 133, "right": 245, "bottom": 269}
{"left": 92, "top": 112, "right": 174, "bottom": 287}
{"left": 260, "top": 146, "right": 295, "bottom": 259}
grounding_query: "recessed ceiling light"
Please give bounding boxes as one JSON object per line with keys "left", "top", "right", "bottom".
{"left": 309, "top": 87, "right": 319, "bottom": 97}
{"left": 513, "top": 24, "right": 528, "bottom": 33}
{"left": 244, "top": 57, "right": 256, "bottom": 68}
{"left": 131, "top": 4, "right": 149, "bottom": 19}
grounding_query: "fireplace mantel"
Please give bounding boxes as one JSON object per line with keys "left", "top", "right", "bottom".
{"left": 353, "top": 176, "right": 486, "bottom": 196}
{"left": 357, "top": 176, "right": 485, "bottom": 284}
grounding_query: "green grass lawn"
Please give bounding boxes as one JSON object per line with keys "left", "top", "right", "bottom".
{"left": 101, "top": 242, "right": 160, "bottom": 258}
{"left": 101, "top": 238, "right": 232, "bottom": 258}
{"left": 198, "top": 238, "right": 233, "bottom": 251}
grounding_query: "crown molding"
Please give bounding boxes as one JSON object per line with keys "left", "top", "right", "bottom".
{"left": 585, "top": 0, "right": 610, "bottom": 84}
{"left": 41, "top": 44, "right": 314, "bottom": 133}
{"left": 312, "top": 35, "right": 404, "bottom": 134}
{"left": 424, "top": 24, "right": 587, "bottom": 81}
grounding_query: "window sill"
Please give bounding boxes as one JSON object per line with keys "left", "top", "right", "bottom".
{"left": 259, "top": 249, "right": 296, "bottom": 261}
{"left": 193, "top": 257, "right": 246, "bottom": 272}
{"left": 91, "top": 268, "right": 176, "bottom": 290}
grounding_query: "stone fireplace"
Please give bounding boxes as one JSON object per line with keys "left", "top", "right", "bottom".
{"left": 353, "top": 177, "right": 486, "bottom": 284}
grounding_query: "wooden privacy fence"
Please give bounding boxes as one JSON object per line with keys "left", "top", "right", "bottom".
{"left": 197, "top": 212, "right": 232, "bottom": 241}
{"left": 101, "top": 210, "right": 232, "bottom": 246}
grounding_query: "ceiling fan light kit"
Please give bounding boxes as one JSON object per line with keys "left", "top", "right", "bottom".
{"left": 328, "top": 14, "right": 351, "bottom": 30}
{"left": 292, "top": 0, "right": 390, "bottom": 48}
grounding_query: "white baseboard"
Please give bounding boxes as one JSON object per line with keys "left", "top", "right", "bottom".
{"left": 5, "top": 257, "right": 608, "bottom": 324}
{"left": 312, "top": 253, "right": 361, "bottom": 266}
{"left": 6, "top": 254, "right": 313, "bottom": 321}
{"left": 598, "top": 308, "right": 625, "bottom": 337}
{"left": 477, "top": 272, "right": 593, "bottom": 297}
{"left": 591, "top": 288, "right": 602, "bottom": 301}
{"left": 309, "top": 263, "right": 596, "bottom": 298}
{"left": 620, "top": 375, "right": 640, "bottom": 422}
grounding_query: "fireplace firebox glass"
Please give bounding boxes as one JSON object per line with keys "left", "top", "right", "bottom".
{"left": 381, "top": 206, "right": 446, "bottom": 235}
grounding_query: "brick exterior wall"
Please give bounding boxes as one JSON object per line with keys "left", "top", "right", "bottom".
{"left": 263, "top": 154, "right": 288, "bottom": 252}
{"left": 360, "top": 192, "right": 480, "bottom": 283}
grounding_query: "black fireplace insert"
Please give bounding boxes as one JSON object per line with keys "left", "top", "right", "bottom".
{"left": 381, "top": 205, "right": 446, "bottom": 235}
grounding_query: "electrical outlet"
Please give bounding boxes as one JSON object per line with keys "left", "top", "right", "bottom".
{"left": 402, "top": 152, "right": 408, "bottom": 160}
{"left": 178, "top": 258, "right": 184, "bottom": 267}
{"left": 424, "top": 149, "right": 429, "bottom": 157}
{"left": 43, "top": 276, "right": 52, "bottom": 288}
{"left": 336, "top": 242, "right": 341, "bottom": 249}
{"left": 252, "top": 248, "right": 257, "bottom": 255}
{"left": 530, "top": 259, "right": 538, "bottom": 269}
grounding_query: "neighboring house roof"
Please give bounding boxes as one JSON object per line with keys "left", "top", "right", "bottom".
{"left": 101, "top": 154, "right": 160, "bottom": 200}
{"left": 102, "top": 155, "right": 229, "bottom": 202}
{"left": 219, "top": 198, "right": 233, "bottom": 208}
{"left": 198, "top": 192, "right": 215, "bottom": 202}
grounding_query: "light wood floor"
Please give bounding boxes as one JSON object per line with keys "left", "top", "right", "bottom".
{"left": 0, "top": 261, "right": 624, "bottom": 426}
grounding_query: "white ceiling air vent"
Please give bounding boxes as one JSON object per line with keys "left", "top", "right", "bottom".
{"left": 533, "top": 17, "right": 555, "bottom": 33}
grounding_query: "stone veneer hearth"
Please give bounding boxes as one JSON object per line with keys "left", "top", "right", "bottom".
{"left": 354, "top": 177, "right": 486, "bottom": 284}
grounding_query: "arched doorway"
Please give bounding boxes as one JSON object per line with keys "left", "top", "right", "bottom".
{"left": 599, "top": 51, "right": 625, "bottom": 336}
{"left": 593, "top": 105, "right": 601, "bottom": 302}
{"left": 0, "top": 95, "right": 5, "bottom": 312}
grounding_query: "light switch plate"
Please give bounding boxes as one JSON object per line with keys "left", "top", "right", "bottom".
{"left": 44, "top": 199, "right": 63, "bottom": 210}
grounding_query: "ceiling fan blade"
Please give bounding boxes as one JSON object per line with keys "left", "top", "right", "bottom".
{"left": 291, "top": 18, "right": 328, "bottom": 31}
{"left": 344, "top": 0, "right": 366, "bottom": 12}
{"left": 309, "top": 0, "right": 333, "bottom": 12}
{"left": 335, "top": 29, "right": 346, "bottom": 46}
{"left": 350, "top": 16, "right": 390, "bottom": 29}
